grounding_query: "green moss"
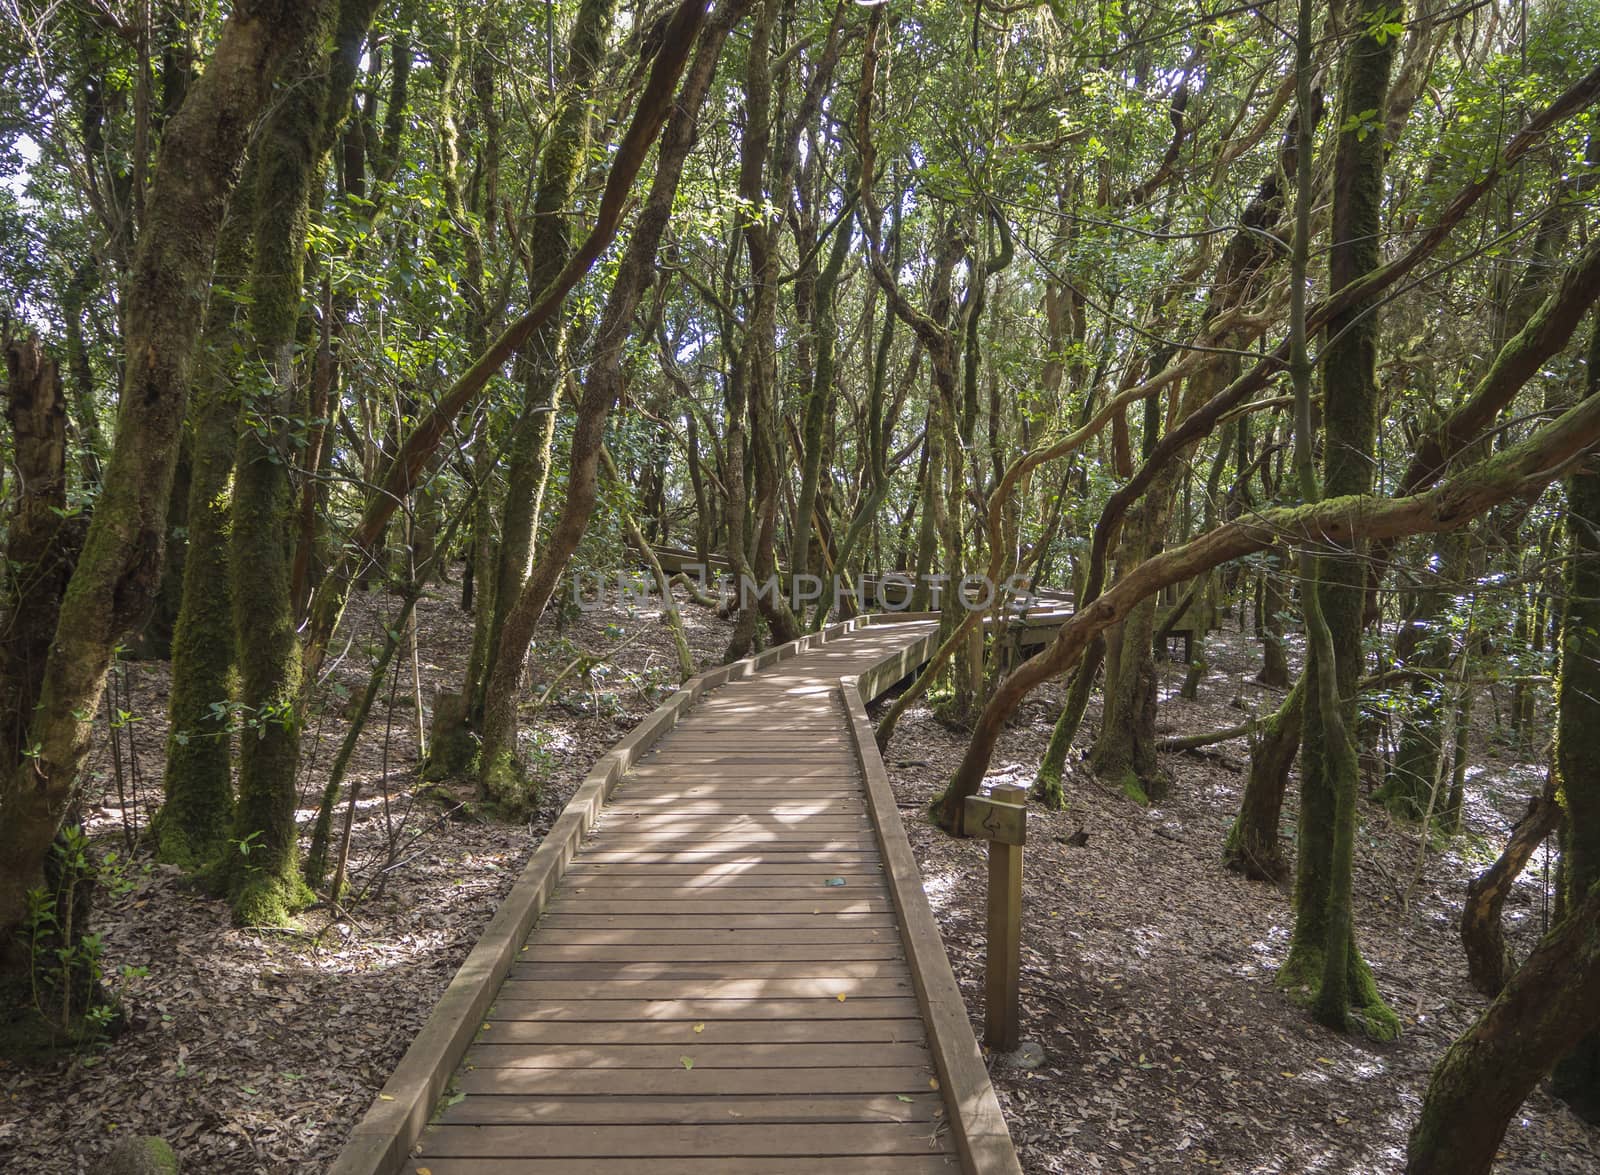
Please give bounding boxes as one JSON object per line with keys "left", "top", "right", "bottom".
{"left": 105, "top": 1135, "right": 180, "bottom": 1175}
{"left": 1033, "top": 652, "right": 1098, "bottom": 812}
{"left": 1553, "top": 320, "right": 1600, "bottom": 1120}
{"left": 158, "top": 376, "right": 240, "bottom": 873}
{"left": 226, "top": 866, "right": 313, "bottom": 929}
{"left": 480, "top": 752, "right": 538, "bottom": 820}
{"left": 1277, "top": 940, "right": 1401, "bottom": 1043}
{"left": 1117, "top": 771, "right": 1149, "bottom": 806}
{"left": 1030, "top": 768, "right": 1068, "bottom": 811}
{"left": 148, "top": 815, "right": 213, "bottom": 874}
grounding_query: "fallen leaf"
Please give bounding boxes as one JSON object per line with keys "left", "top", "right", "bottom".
{"left": 693, "top": 1023, "right": 705, "bottom": 1033}
{"left": 680, "top": 1056, "right": 694, "bottom": 1070}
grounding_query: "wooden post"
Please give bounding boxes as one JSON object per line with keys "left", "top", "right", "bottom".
{"left": 964, "top": 783, "right": 1026, "bottom": 1052}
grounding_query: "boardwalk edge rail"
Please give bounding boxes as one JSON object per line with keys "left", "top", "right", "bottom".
{"left": 329, "top": 617, "right": 862, "bottom": 1175}
{"left": 842, "top": 630, "right": 1025, "bottom": 1175}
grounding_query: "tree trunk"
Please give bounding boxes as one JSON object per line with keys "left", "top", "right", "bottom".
{"left": 1460, "top": 776, "right": 1561, "bottom": 997}
{"left": 1224, "top": 673, "right": 1304, "bottom": 884}
{"left": 474, "top": 0, "right": 614, "bottom": 720}
{"left": 1279, "top": 0, "right": 1400, "bottom": 1041}
{"left": 1089, "top": 465, "right": 1177, "bottom": 802}
{"left": 1, "top": 339, "right": 76, "bottom": 772}
{"left": 1031, "top": 637, "right": 1104, "bottom": 810}
{"left": 1552, "top": 312, "right": 1600, "bottom": 1121}
{"left": 155, "top": 176, "right": 253, "bottom": 869}
{"left": 0, "top": 0, "right": 328, "bottom": 976}
{"left": 477, "top": 0, "right": 746, "bottom": 810}
{"left": 1405, "top": 883, "right": 1600, "bottom": 1175}
{"left": 1257, "top": 550, "right": 1291, "bottom": 687}
{"left": 222, "top": 3, "right": 365, "bottom": 926}
{"left": 1380, "top": 532, "right": 1466, "bottom": 821}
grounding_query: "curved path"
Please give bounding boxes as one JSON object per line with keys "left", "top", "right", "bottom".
{"left": 332, "top": 617, "right": 1020, "bottom": 1174}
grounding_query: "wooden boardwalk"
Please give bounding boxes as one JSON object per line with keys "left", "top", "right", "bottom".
{"left": 333, "top": 618, "right": 1019, "bottom": 1175}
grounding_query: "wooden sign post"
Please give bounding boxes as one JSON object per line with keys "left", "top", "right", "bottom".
{"left": 964, "top": 783, "right": 1026, "bottom": 1053}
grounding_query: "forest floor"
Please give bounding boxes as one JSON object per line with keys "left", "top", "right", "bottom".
{"left": 2, "top": 590, "right": 1598, "bottom": 1173}
{"left": 882, "top": 616, "right": 1600, "bottom": 1174}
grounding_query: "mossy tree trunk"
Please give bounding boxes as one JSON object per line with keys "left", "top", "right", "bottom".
{"left": 791, "top": 162, "right": 856, "bottom": 606}
{"left": 155, "top": 171, "right": 253, "bottom": 870}
{"left": 476, "top": 0, "right": 746, "bottom": 811}
{"left": 470, "top": 0, "right": 613, "bottom": 726}
{"left": 1032, "top": 637, "right": 1105, "bottom": 810}
{"left": 220, "top": 0, "right": 377, "bottom": 925}
{"left": 1378, "top": 534, "right": 1465, "bottom": 821}
{"left": 1405, "top": 880, "right": 1600, "bottom": 1175}
{"left": 1224, "top": 672, "right": 1304, "bottom": 884}
{"left": 1460, "top": 775, "right": 1561, "bottom": 997}
{"left": 1278, "top": 0, "right": 1400, "bottom": 1041}
{"left": 1552, "top": 315, "right": 1600, "bottom": 1122}
{"left": 1, "top": 339, "right": 76, "bottom": 773}
{"left": 1089, "top": 464, "right": 1176, "bottom": 803}
{"left": 0, "top": 0, "right": 328, "bottom": 1000}
{"left": 1257, "top": 549, "right": 1291, "bottom": 687}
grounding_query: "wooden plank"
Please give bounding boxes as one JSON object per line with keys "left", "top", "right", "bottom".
{"left": 496, "top": 977, "right": 913, "bottom": 1000}
{"left": 474, "top": 1019, "right": 925, "bottom": 1045}
{"left": 671, "top": 721, "right": 844, "bottom": 729}
{"left": 527, "top": 928, "right": 898, "bottom": 945}
{"left": 612, "top": 786, "right": 864, "bottom": 798}
{"left": 603, "top": 801, "right": 868, "bottom": 813}
{"left": 420, "top": 1122, "right": 949, "bottom": 1158}
{"left": 596, "top": 817, "right": 872, "bottom": 832}
{"left": 658, "top": 734, "right": 848, "bottom": 744}
{"left": 596, "top": 816, "right": 867, "bottom": 827}
{"left": 556, "top": 864, "right": 889, "bottom": 877}
{"left": 561, "top": 863, "right": 885, "bottom": 879}
{"left": 438, "top": 1092, "right": 944, "bottom": 1125}
{"left": 508, "top": 960, "right": 910, "bottom": 981}
{"left": 556, "top": 884, "right": 889, "bottom": 900}
{"left": 579, "top": 849, "right": 880, "bottom": 860}
{"left": 462, "top": 1041, "right": 931, "bottom": 1070}
{"left": 557, "top": 877, "right": 888, "bottom": 893}
{"left": 623, "top": 770, "right": 864, "bottom": 781}
{"left": 534, "top": 914, "right": 897, "bottom": 929}
{"left": 449, "top": 1068, "right": 941, "bottom": 1098}
{"left": 618, "top": 772, "right": 860, "bottom": 782}
{"left": 588, "top": 834, "right": 878, "bottom": 847}
{"left": 483, "top": 997, "right": 922, "bottom": 1022}
{"left": 541, "top": 900, "right": 894, "bottom": 916}
{"left": 412, "top": 1154, "right": 959, "bottom": 1173}
{"left": 520, "top": 944, "right": 902, "bottom": 962}
{"left": 476, "top": 1016, "right": 925, "bottom": 1044}
{"left": 633, "top": 765, "right": 870, "bottom": 774}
